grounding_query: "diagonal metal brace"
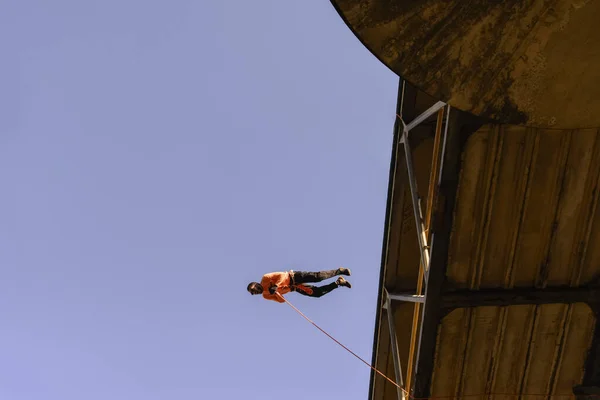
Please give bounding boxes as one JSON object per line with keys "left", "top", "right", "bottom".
{"left": 402, "top": 127, "right": 431, "bottom": 280}
{"left": 405, "top": 101, "right": 446, "bottom": 132}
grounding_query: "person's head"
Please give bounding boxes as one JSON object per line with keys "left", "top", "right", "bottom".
{"left": 247, "top": 282, "right": 263, "bottom": 295}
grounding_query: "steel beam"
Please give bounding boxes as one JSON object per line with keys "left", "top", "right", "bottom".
{"left": 388, "top": 293, "right": 426, "bottom": 303}
{"left": 442, "top": 287, "right": 600, "bottom": 309}
{"left": 385, "top": 290, "right": 406, "bottom": 400}
{"left": 574, "top": 385, "right": 600, "bottom": 399}
{"left": 402, "top": 129, "right": 430, "bottom": 279}
{"left": 577, "top": 306, "right": 600, "bottom": 397}
{"left": 401, "top": 103, "right": 451, "bottom": 393}
{"left": 388, "top": 287, "right": 600, "bottom": 309}
{"left": 405, "top": 101, "right": 446, "bottom": 132}
{"left": 412, "top": 109, "right": 483, "bottom": 400}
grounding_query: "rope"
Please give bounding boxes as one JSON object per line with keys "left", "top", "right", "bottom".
{"left": 276, "top": 292, "right": 404, "bottom": 391}
{"left": 276, "top": 293, "right": 596, "bottom": 400}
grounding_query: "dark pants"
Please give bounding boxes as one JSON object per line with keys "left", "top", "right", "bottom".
{"left": 290, "top": 269, "right": 341, "bottom": 298}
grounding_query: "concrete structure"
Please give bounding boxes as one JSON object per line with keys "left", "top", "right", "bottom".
{"left": 328, "top": 1, "right": 600, "bottom": 399}
{"left": 331, "top": 0, "right": 600, "bottom": 130}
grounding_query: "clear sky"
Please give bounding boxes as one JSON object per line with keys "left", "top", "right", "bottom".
{"left": 1, "top": 1, "right": 398, "bottom": 399}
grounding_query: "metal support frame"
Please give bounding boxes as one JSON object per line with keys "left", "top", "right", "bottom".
{"left": 396, "top": 102, "right": 449, "bottom": 295}
{"left": 388, "top": 293, "right": 426, "bottom": 303}
{"left": 574, "top": 385, "right": 600, "bottom": 400}
{"left": 388, "top": 286, "right": 600, "bottom": 308}
{"left": 376, "top": 99, "right": 485, "bottom": 400}
{"left": 404, "top": 101, "right": 446, "bottom": 133}
{"left": 577, "top": 305, "right": 600, "bottom": 399}
{"left": 381, "top": 99, "right": 450, "bottom": 398}
{"left": 400, "top": 100, "right": 448, "bottom": 280}
{"left": 403, "top": 129, "right": 431, "bottom": 278}
{"left": 404, "top": 103, "right": 450, "bottom": 395}
{"left": 384, "top": 289, "right": 407, "bottom": 400}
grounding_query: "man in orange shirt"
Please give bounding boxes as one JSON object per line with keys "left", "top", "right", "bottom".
{"left": 247, "top": 267, "right": 352, "bottom": 303}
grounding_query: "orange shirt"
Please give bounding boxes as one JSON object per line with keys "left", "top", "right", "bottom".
{"left": 260, "top": 271, "right": 291, "bottom": 303}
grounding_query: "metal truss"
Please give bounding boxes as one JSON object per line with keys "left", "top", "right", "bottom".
{"left": 382, "top": 90, "right": 451, "bottom": 400}
{"left": 383, "top": 93, "right": 600, "bottom": 399}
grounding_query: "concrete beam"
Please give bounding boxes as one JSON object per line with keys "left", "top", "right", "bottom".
{"left": 441, "top": 286, "right": 600, "bottom": 309}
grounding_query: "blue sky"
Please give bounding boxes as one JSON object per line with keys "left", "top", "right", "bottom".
{"left": 1, "top": 1, "right": 398, "bottom": 399}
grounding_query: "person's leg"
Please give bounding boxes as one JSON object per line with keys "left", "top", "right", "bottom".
{"left": 292, "top": 267, "right": 351, "bottom": 285}
{"left": 294, "top": 277, "right": 351, "bottom": 298}
{"left": 294, "top": 282, "right": 338, "bottom": 298}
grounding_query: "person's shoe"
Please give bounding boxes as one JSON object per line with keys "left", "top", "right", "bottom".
{"left": 337, "top": 267, "right": 351, "bottom": 276}
{"left": 336, "top": 277, "right": 352, "bottom": 288}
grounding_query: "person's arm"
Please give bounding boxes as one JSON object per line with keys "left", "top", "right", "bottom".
{"left": 261, "top": 275, "right": 276, "bottom": 293}
{"left": 268, "top": 284, "right": 292, "bottom": 294}
{"left": 262, "top": 292, "right": 285, "bottom": 303}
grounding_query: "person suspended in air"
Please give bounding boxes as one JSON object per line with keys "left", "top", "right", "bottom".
{"left": 247, "top": 267, "right": 352, "bottom": 303}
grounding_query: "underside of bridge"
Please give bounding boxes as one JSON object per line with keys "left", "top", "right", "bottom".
{"left": 327, "top": 2, "right": 600, "bottom": 399}
{"left": 330, "top": 0, "right": 600, "bottom": 130}
{"left": 368, "top": 79, "right": 600, "bottom": 400}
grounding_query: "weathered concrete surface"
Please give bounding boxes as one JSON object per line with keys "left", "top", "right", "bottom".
{"left": 331, "top": 0, "right": 600, "bottom": 129}
{"left": 371, "top": 98, "right": 600, "bottom": 399}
